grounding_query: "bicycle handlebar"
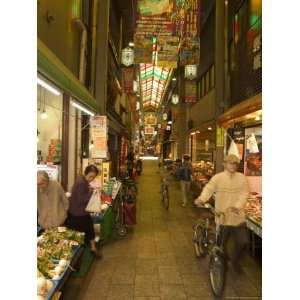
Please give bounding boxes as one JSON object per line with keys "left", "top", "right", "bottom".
{"left": 199, "top": 203, "right": 224, "bottom": 218}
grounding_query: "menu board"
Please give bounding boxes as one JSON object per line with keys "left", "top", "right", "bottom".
{"left": 90, "top": 116, "right": 108, "bottom": 159}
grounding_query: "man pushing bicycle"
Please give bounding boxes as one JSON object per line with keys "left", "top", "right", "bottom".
{"left": 194, "top": 154, "right": 249, "bottom": 273}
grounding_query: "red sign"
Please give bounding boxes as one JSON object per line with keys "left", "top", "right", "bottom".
{"left": 122, "top": 67, "right": 135, "bottom": 93}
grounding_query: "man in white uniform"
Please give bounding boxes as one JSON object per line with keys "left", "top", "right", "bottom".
{"left": 194, "top": 154, "right": 249, "bottom": 272}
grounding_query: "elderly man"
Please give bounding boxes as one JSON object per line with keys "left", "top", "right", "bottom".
{"left": 37, "top": 171, "right": 69, "bottom": 229}
{"left": 194, "top": 154, "right": 249, "bottom": 272}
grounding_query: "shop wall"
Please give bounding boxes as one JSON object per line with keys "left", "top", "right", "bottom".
{"left": 37, "top": 0, "right": 82, "bottom": 78}
{"left": 189, "top": 89, "right": 216, "bottom": 128}
{"left": 175, "top": 102, "right": 188, "bottom": 158}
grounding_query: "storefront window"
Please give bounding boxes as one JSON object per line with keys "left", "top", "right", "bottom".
{"left": 37, "top": 82, "right": 63, "bottom": 181}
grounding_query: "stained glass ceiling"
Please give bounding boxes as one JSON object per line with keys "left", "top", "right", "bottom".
{"left": 139, "top": 63, "right": 171, "bottom": 109}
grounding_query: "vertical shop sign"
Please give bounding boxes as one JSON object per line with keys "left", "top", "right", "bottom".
{"left": 184, "top": 80, "right": 197, "bottom": 103}
{"left": 90, "top": 116, "right": 108, "bottom": 159}
{"left": 122, "top": 67, "right": 135, "bottom": 93}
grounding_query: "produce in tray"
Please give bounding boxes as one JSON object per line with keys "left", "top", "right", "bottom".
{"left": 37, "top": 227, "right": 84, "bottom": 279}
{"left": 245, "top": 196, "right": 262, "bottom": 225}
{"left": 37, "top": 272, "right": 54, "bottom": 299}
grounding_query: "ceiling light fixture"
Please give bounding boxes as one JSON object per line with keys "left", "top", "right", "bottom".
{"left": 190, "top": 132, "right": 196, "bottom": 135}
{"left": 172, "top": 78, "right": 177, "bottom": 81}
{"left": 71, "top": 100, "right": 95, "bottom": 116}
{"left": 89, "top": 141, "right": 95, "bottom": 150}
{"left": 208, "top": 127, "right": 212, "bottom": 131}
{"left": 40, "top": 110, "right": 48, "bottom": 120}
{"left": 129, "top": 42, "right": 134, "bottom": 47}
{"left": 37, "top": 77, "right": 61, "bottom": 96}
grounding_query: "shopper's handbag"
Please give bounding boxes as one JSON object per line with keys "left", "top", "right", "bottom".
{"left": 85, "top": 190, "right": 101, "bottom": 213}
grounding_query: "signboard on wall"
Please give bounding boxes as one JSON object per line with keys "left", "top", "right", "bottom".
{"left": 90, "top": 116, "right": 108, "bottom": 159}
{"left": 37, "top": 164, "right": 59, "bottom": 181}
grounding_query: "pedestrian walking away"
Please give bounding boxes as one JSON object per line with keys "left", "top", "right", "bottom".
{"left": 178, "top": 154, "right": 193, "bottom": 207}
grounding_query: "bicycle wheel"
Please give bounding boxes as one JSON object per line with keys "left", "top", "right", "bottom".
{"left": 209, "top": 252, "right": 226, "bottom": 297}
{"left": 193, "top": 225, "right": 208, "bottom": 258}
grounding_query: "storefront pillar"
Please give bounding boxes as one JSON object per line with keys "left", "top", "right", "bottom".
{"left": 95, "top": 0, "right": 110, "bottom": 114}
{"left": 61, "top": 93, "right": 70, "bottom": 190}
{"left": 215, "top": 0, "right": 226, "bottom": 172}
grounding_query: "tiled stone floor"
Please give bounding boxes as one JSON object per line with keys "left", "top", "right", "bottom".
{"left": 78, "top": 161, "right": 262, "bottom": 300}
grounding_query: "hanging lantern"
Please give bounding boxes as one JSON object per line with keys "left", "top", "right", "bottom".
{"left": 184, "top": 65, "right": 197, "bottom": 80}
{"left": 162, "top": 113, "right": 168, "bottom": 121}
{"left": 171, "top": 94, "right": 179, "bottom": 105}
{"left": 121, "top": 47, "right": 134, "bottom": 66}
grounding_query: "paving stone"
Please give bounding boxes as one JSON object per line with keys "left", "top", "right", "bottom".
{"left": 159, "top": 285, "right": 187, "bottom": 300}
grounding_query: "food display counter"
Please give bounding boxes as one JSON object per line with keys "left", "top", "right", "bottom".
{"left": 37, "top": 228, "right": 85, "bottom": 300}
{"left": 245, "top": 194, "right": 262, "bottom": 238}
{"left": 191, "top": 162, "right": 215, "bottom": 197}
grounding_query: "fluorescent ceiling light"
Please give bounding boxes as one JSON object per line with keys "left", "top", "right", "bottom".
{"left": 71, "top": 101, "right": 95, "bottom": 116}
{"left": 37, "top": 77, "right": 61, "bottom": 96}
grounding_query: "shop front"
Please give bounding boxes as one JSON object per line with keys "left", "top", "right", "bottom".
{"left": 188, "top": 123, "right": 216, "bottom": 197}
{"left": 37, "top": 39, "right": 99, "bottom": 190}
{"left": 218, "top": 93, "right": 262, "bottom": 260}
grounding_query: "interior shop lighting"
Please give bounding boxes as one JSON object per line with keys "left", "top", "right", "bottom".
{"left": 172, "top": 77, "right": 177, "bottom": 81}
{"left": 89, "top": 141, "right": 95, "bottom": 150}
{"left": 40, "top": 110, "right": 48, "bottom": 120}
{"left": 190, "top": 132, "right": 196, "bottom": 135}
{"left": 167, "top": 121, "right": 172, "bottom": 124}
{"left": 129, "top": 42, "right": 134, "bottom": 47}
{"left": 71, "top": 101, "right": 95, "bottom": 116}
{"left": 208, "top": 127, "right": 212, "bottom": 131}
{"left": 37, "top": 77, "right": 61, "bottom": 96}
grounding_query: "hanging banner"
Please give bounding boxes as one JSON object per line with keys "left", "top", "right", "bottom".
{"left": 180, "top": 37, "right": 200, "bottom": 65}
{"left": 144, "top": 112, "right": 157, "bottom": 125}
{"left": 145, "top": 126, "right": 154, "bottom": 135}
{"left": 157, "top": 36, "right": 179, "bottom": 67}
{"left": 134, "top": 35, "right": 153, "bottom": 64}
{"left": 135, "top": 0, "right": 174, "bottom": 36}
{"left": 183, "top": 0, "right": 201, "bottom": 37}
{"left": 90, "top": 116, "right": 108, "bottom": 159}
{"left": 122, "top": 67, "right": 135, "bottom": 93}
{"left": 128, "top": 94, "right": 137, "bottom": 112}
{"left": 184, "top": 80, "right": 197, "bottom": 103}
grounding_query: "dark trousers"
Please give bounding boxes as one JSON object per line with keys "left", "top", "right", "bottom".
{"left": 219, "top": 224, "right": 248, "bottom": 267}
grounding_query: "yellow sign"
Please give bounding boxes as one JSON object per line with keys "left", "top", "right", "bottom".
{"left": 216, "top": 127, "right": 224, "bottom": 147}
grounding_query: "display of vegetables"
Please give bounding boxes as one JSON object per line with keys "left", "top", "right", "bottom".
{"left": 37, "top": 227, "right": 85, "bottom": 298}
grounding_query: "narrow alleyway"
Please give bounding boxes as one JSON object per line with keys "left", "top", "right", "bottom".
{"left": 79, "top": 161, "right": 262, "bottom": 300}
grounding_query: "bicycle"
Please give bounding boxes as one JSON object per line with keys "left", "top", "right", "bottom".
{"left": 192, "top": 203, "right": 226, "bottom": 297}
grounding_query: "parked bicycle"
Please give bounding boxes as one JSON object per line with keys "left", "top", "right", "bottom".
{"left": 192, "top": 203, "right": 226, "bottom": 297}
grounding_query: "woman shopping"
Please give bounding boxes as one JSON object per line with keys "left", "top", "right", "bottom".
{"left": 66, "top": 165, "right": 102, "bottom": 258}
